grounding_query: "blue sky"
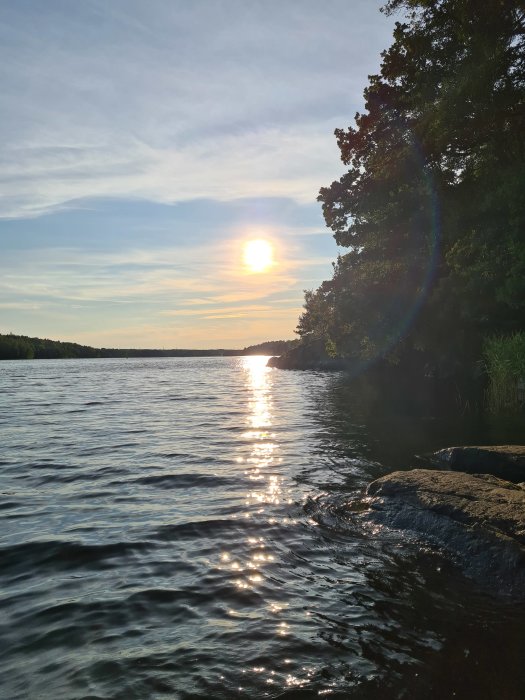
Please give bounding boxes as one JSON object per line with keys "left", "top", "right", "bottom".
{"left": 0, "top": 0, "right": 396, "bottom": 348}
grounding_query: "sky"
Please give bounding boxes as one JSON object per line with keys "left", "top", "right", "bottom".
{"left": 0, "top": 0, "right": 397, "bottom": 348}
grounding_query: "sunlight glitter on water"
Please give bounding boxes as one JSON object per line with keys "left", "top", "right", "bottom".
{"left": 241, "top": 356, "right": 284, "bottom": 510}
{"left": 244, "top": 355, "right": 272, "bottom": 429}
{"left": 3, "top": 357, "right": 523, "bottom": 699}
{"left": 217, "top": 357, "right": 286, "bottom": 594}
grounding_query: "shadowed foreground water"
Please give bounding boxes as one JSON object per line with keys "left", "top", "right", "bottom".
{"left": 1, "top": 356, "right": 524, "bottom": 699}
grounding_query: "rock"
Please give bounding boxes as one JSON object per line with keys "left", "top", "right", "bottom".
{"left": 366, "top": 469, "right": 525, "bottom": 596}
{"left": 267, "top": 339, "right": 349, "bottom": 371}
{"left": 425, "top": 445, "right": 525, "bottom": 483}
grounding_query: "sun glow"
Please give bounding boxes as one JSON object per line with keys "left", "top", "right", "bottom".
{"left": 243, "top": 239, "right": 274, "bottom": 273}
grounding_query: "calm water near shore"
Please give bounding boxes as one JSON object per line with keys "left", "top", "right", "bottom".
{"left": 1, "top": 356, "right": 524, "bottom": 699}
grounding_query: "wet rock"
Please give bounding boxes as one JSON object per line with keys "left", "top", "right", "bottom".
{"left": 425, "top": 445, "right": 525, "bottom": 483}
{"left": 366, "top": 469, "right": 525, "bottom": 596}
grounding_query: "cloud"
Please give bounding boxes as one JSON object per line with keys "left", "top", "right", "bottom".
{"left": 0, "top": 235, "right": 313, "bottom": 307}
{"left": 0, "top": 229, "right": 316, "bottom": 346}
{"left": 158, "top": 304, "right": 302, "bottom": 321}
{"left": 0, "top": 0, "right": 394, "bottom": 218}
{"left": 0, "top": 302, "right": 41, "bottom": 310}
{"left": 0, "top": 123, "right": 344, "bottom": 219}
{"left": 0, "top": 1, "right": 396, "bottom": 346}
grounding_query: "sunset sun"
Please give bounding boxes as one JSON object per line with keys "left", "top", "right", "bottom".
{"left": 243, "top": 239, "right": 274, "bottom": 273}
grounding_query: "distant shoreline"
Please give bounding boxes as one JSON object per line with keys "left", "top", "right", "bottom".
{"left": 0, "top": 333, "right": 297, "bottom": 361}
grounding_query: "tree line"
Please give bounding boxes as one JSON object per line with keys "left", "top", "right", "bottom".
{"left": 297, "top": 0, "right": 525, "bottom": 382}
{"left": 0, "top": 333, "right": 296, "bottom": 360}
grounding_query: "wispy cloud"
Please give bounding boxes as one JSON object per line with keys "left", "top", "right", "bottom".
{"left": 0, "top": 1, "right": 395, "bottom": 346}
{"left": 0, "top": 302, "right": 41, "bottom": 310}
{"left": 0, "top": 233, "right": 317, "bottom": 340}
{"left": 0, "top": 125, "right": 345, "bottom": 218}
{"left": 0, "top": 0, "right": 394, "bottom": 218}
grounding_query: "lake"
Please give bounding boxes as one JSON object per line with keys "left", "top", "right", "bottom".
{"left": 1, "top": 356, "right": 524, "bottom": 699}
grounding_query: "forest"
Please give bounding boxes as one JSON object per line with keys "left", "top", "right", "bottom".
{"left": 0, "top": 334, "right": 296, "bottom": 360}
{"left": 295, "top": 0, "right": 524, "bottom": 401}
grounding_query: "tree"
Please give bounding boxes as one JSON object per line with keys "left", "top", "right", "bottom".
{"left": 300, "top": 0, "right": 525, "bottom": 375}
{"left": 0, "top": 334, "right": 34, "bottom": 360}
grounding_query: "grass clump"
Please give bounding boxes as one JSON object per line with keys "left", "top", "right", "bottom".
{"left": 483, "top": 333, "right": 525, "bottom": 412}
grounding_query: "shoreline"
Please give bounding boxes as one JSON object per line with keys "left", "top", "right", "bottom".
{"left": 364, "top": 446, "right": 525, "bottom": 597}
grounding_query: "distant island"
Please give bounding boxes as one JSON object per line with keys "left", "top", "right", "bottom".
{"left": 0, "top": 333, "right": 298, "bottom": 361}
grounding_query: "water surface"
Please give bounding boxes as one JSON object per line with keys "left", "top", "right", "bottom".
{"left": 1, "top": 357, "right": 524, "bottom": 699}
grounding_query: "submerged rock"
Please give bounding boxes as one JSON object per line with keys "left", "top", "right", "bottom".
{"left": 366, "top": 469, "right": 525, "bottom": 596}
{"left": 425, "top": 445, "right": 525, "bottom": 483}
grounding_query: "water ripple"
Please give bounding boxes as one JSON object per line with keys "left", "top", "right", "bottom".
{"left": 1, "top": 356, "right": 524, "bottom": 699}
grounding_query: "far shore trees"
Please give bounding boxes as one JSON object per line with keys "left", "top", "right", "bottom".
{"left": 0, "top": 333, "right": 296, "bottom": 360}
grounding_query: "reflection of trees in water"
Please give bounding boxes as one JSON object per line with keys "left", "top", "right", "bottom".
{"left": 306, "top": 372, "right": 525, "bottom": 473}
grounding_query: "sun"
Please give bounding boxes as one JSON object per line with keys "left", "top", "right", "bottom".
{"left": 243, "top": 239, "right": 274, "bottom": 273}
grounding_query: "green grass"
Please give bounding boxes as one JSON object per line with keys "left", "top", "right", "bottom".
{"left": 483, "top": 333, "right": 525, "bottom": 412}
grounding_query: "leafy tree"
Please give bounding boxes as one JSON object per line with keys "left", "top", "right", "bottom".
{"left": 299, "top": 0, "right": 525, "bottom": 376}
{"left": 0, "top": 334, "right": 34, "bottom": 359}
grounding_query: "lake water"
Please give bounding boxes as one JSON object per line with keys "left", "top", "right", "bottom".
{"left": 1, "top": 356, "right": 524, "bottom": 699}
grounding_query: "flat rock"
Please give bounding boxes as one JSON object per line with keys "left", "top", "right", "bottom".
{"left": 366, "top": 469, "right": 525, "bottom": 596}
{"left": 425, "top": 445, "right": 525, "bottom": 483}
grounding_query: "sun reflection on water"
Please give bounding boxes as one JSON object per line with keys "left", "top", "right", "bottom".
{"left": 215, "top": 351, "right": 300, "bottom": 690}
{"left": 241, "top": 356, "right": 282, "bottom": 510}
{"left": 217, "top": 356, "right": 288, "bottom": 594}
{"left": 244, "top": 354, "right": 272, "bottom": 431}
{"left": 204, "top": 357, "right": 315, "bottom": 689}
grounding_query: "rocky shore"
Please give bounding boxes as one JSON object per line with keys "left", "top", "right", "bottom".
{"left": 422, "top": 444, "right": 525, "bottom": 483}
{"left": 365, "top": 446, "right": 525, "bottom": 596}
{"left": 269, "top": 340, "right": 525, "bottom": 593}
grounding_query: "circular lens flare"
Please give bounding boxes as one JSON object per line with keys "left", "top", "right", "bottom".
{"left": 243, "top": 239, "right": 274, "bottom": 273}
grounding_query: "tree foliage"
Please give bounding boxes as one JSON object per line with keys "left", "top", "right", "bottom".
{"left": 299, "top": 0, "right": 525, "bottom": 375}
{"left": 242, "top": 339, "right": 298, "bottom": 355}
{"left": 0, "top": 333, "right": 294, "bottom": 360}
